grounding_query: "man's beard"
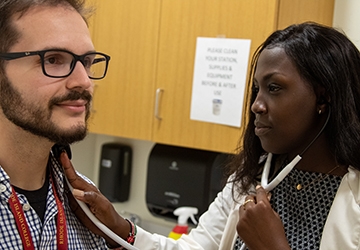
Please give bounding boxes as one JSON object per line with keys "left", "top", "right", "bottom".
{"left": 0, "top": 77, "right": 92, "bottom": 145}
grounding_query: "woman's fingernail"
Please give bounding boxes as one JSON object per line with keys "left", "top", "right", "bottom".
{"left": 256, "top": 185, "right": 261, "bottom": 190}
{"left": 73, "top": 189, "right": 84, "bottom": 198}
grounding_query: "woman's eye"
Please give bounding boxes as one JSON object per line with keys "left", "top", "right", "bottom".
{"left": 252, "top": 85, "right": 259, "bottom": 94}
{"left": 268, "top": 84, "right": 280, "bottom": 92}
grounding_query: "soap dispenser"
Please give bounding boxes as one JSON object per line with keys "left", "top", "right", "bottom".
{"left": 168, "top": 207, "right": 198, "bottom": 240}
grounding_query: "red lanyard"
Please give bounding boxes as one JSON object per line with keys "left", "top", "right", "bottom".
{"left": 9, "top": 175, "right": 68, "bottom": 249}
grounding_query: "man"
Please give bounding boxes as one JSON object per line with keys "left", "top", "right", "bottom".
{"left": 0, "top": 0, "right": 114, "bottom": 248}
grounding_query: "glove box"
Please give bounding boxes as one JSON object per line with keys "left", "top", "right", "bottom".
{"left": 146, "top": 143, "right": 231, "bottom": 223}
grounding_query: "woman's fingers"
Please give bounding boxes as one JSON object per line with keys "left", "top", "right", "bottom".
{"left": 237, "top": 185, "right": 289, "bottom": 249}
{"left": 60, "top": 151, "right": 98, "bottom": 192}
{"left": 241, "top": 195, "right": 256, "bottom": 210}
{"left": 254, "top": 185, "right": 271, "bottom": 204}
{"left": 59, "top": 151, "right": 127, "bottom": 246}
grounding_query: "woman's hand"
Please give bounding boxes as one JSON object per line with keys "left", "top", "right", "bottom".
{"left": 60, "top": 152, "right": 129, "bottom": 247}
{"left": 237, "top": 186, "right": 290, "bottom": 250}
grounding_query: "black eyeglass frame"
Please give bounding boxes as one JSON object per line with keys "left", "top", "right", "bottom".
{"left": 0, "top": 49, "right": 111, "bottom": 80}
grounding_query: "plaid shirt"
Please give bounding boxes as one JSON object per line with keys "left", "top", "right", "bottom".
{"left": 0, "top": 154, "right": 107, "bottom": 249}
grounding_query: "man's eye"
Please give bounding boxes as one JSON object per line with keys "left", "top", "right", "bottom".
{"left": 44, "top": 55, "right": 63, "bottom": 65}
{"left": 83, "top": 55, "right": 97, "bottom": 68}
{"left": 82, "top": 58, "right": 90, "bottom": 68}
{"left": 46, "top": 57, "right": 57, "bottom": 64}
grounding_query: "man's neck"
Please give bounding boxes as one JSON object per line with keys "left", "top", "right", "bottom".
{"left": 0, "top": 124, "right": 53, "bottom": 190}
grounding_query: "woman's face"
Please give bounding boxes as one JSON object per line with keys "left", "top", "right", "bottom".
{"left": 252, "top": 47, "right": 321, "bottom": 156}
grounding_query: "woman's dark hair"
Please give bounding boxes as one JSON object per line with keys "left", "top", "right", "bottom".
{"left": 226, "top": 22, "right": 360, "bottom": 197}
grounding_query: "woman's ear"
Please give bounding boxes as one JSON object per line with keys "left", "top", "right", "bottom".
{"left": 316, "top": 87, "right": 331, "bottom": 108}
{"left": 317, "top": 96, "right": 326, "bottom": 105}
{"left": 317, "top": 97, "right": 330, "bottom": 114}
{"left": 316, "top": 87, "right": 331, "bottom": 114}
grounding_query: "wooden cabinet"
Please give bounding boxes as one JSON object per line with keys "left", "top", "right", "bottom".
{"left": 88, "top": 0, "right": 334, "bottom": 153}
{"left": 88, "top": 0, "right": 161, "bottom": 141}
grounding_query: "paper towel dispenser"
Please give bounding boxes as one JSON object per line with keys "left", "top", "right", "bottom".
{"left": 146, "top": 143, "right": 231, "bottom": 223}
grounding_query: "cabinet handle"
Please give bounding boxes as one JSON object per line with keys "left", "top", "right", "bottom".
{"left": 154, "top": 88, "right": 164, "bottom": 120}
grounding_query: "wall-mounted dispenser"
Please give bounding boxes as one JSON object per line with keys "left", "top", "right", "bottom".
{"left": 98, "top": 143, "right": 132, "bottom": 202}
{"left": 146, "top": 143, "right": 231, "bottom": 223}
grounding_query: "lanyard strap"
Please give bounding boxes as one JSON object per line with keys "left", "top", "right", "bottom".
{"left": 9, "top": 175, "right": 68, "bottom": 249}
{"left": 51, "top": 175, "right": 68, "bottom": 250}
{"left": 9, "top": 188, "right": 34, "bottom": 250}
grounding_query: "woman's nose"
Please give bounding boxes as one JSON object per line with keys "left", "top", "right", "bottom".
{"left": 251, "top": 94, "right": 267, "bottom": 114}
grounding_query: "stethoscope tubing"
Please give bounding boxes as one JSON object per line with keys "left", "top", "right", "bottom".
{"left": 261, "top": 153, "right": 302, "bottom": 192}
{"left": 65, "top": 177, "right": 139, "bottom": 250}
{"left": 240, "top": 108, "right": 331, "bottom": 249}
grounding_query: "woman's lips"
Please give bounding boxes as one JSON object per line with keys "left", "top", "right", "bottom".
{"left": 254, "top": 121, "right": 271, "bottom": 136}
{"left": 255, "top": 126, "right": 271, "bottom": 136}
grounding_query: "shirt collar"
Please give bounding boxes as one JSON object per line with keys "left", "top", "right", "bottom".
{"left": 0, "top": 152, "right": 66, "bottom": 200}
{"left": 48, "top": 154, "right": 66, "bottom": 201}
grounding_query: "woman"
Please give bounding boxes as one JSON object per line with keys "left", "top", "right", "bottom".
{"left": 61, "top": 22, "right": 360, "bottom": 249}
{"left": 233, "top": 21, "right": 360, "bottom": 249}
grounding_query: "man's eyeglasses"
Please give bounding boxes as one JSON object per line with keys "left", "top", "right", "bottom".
{"left": 0, "top": 49, "right": 111, "bottom": 80}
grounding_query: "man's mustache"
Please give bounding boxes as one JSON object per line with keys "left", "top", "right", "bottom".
{"left": 49, "top": 90, "right": 92, "bottom": 108}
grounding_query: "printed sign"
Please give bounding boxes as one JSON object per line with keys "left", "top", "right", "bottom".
{"left": 190, "top": 37, "right": 251, "bottom": 127}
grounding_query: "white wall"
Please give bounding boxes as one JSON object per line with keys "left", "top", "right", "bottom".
{"left": 333, "top": 0, "right": 360, "bottom": 49}
{"left": 71, "top": 133, "right": 175, "bottom": 235}
{"left": 70, "top": 0, "right": 358, "bottom": 236}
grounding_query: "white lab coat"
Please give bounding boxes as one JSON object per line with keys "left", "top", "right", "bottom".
{"left": 135, "top": 167, "right": 360, "bottom": 250}
{"left": 320, "top": 167, "right": 360, "bottom": 249}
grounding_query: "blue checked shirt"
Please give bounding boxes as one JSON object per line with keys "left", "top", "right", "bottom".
{"left": 0, "top": 154, "right": 108, "bottom": 249}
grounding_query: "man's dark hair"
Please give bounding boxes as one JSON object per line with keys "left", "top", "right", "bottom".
{"left": 0, "top": 0, "right": 92, "bottom": 73}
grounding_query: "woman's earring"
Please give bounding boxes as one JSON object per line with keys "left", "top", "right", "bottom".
{"left": 318, "top": 109, "right": 322, "bottom": 115}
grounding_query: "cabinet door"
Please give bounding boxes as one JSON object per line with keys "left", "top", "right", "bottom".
{"left": 153, "top": 0, "right": 279, "bottom": 153}
{"left": 88, "top": 0, "right": 161, "bottom": 140}
{"left": 277, "top": 0, "right": 334, "bottom": 29}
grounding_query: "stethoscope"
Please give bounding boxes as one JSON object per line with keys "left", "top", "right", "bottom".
{"left": 240, "top": 108, "right": 331, "bottom": 250}
{"left": 53, "top": 108, "right": 330, "bottom": 250}
{"left": 261, "top": 108, "right": 330, "bottom": 192}
{"left": 65, "top": 178, "right": 139, "bottom": 250}
{"left": 52, "top": 144, "right": 139, "bottom": 250}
